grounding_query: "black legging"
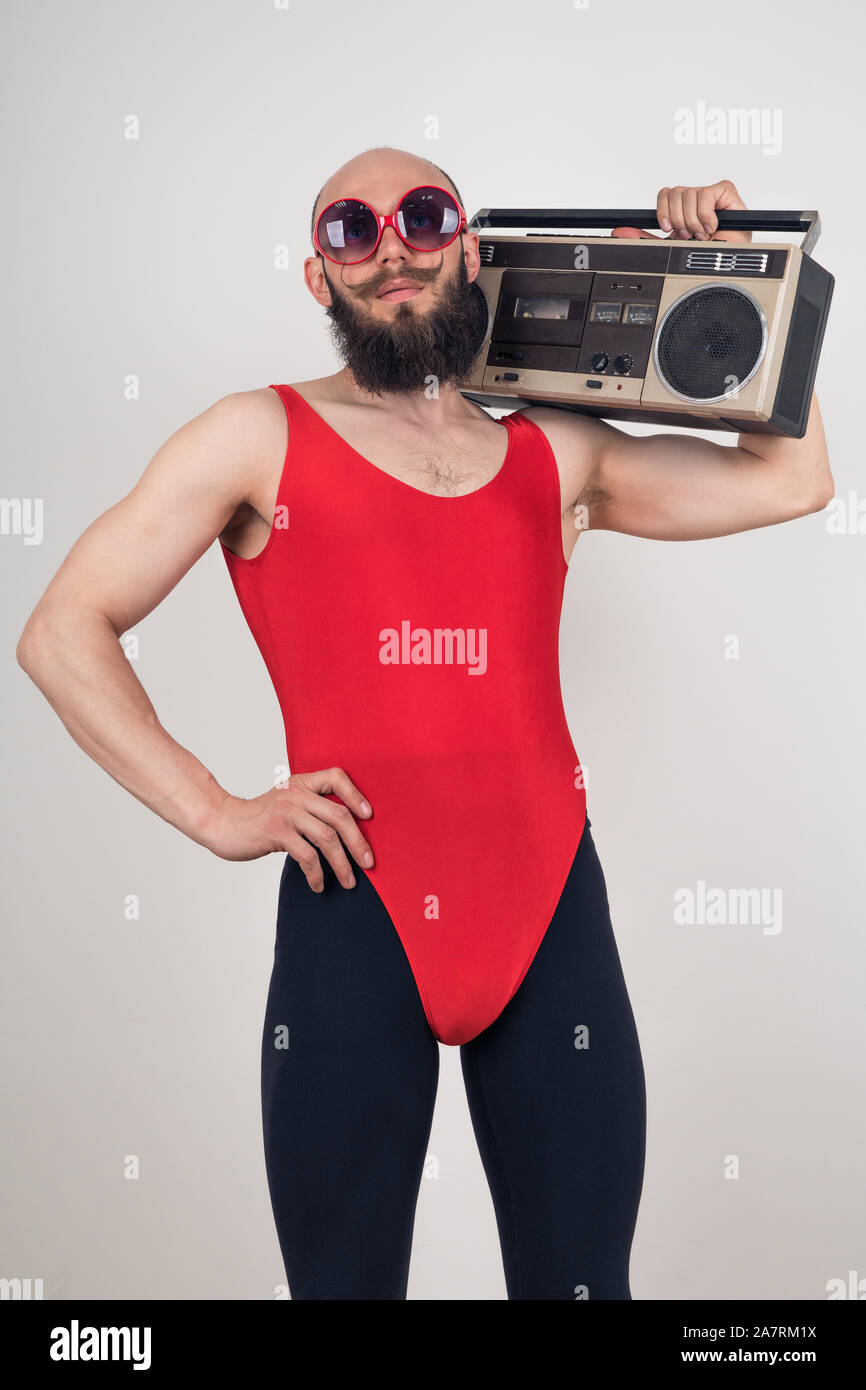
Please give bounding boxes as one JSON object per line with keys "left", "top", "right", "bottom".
{"left": 261, "top": 816, "right": 646, "bottom": 1299}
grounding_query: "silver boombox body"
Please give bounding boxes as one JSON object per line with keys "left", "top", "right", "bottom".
{"left": 460, "top": 208, "right": 833, "bottom": 437}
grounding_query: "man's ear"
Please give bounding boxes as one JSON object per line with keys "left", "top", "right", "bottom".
{"left": 461, "top": 230, "right": 484, "bottom": 283}
{"left": 303, "top": 253, "right": 334, "bottom": 308}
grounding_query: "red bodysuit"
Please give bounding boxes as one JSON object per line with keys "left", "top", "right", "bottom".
{"left": 220, "top": 383, "right": 588, "bottom": 1046}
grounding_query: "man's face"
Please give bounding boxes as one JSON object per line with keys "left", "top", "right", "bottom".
{"left": 310, "top": 201, "right": 489, "bottom": 397}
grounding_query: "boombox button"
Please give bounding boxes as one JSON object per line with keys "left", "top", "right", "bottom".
{"left": 502, "top": 371, "right": 520, "bottom": 381}
{"left": 585, "top": 379, "right": 604, "bottom": 389}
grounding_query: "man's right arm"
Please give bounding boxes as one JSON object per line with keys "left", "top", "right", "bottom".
{"left": 15, "top": 390, "right": 374, "bottom": 888}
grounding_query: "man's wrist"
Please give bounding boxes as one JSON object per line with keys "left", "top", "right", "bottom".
{"left": 157, "top": 763, "right": 234, "bottom": 850}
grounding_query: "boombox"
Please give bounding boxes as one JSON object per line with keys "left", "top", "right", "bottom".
{"left": 460, "top": 208, "right": 833, "bottom": 437}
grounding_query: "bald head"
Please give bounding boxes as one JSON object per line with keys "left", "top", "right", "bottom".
{"left": 310, "top": 145, "right": 465, "bottom": 242}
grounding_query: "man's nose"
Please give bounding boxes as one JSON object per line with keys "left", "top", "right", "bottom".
{"left": 377, "top": 223, "right": 410, "bottom": 259}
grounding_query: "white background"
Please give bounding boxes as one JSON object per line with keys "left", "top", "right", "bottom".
{"left": 2, "top": 0, "right": 864, "bottom": 1299}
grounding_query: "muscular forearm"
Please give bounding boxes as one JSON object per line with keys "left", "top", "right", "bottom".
{"left": 16, "top": 603, "right": 230, "bottom": 847}
{"left": 737, "top": 391, "right": 833, "bottom": 502}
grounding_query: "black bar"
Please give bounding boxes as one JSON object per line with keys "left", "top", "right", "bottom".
{"left": 466, "top": 208, "right": 821, "bottom": 251}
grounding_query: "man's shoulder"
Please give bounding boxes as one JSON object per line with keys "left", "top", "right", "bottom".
{"left": 211, "top": 385, "right": 291, "bottom": 448}
{"left": 217, "top": 384, "right": 282, "bottom": 418}
{"left": 508, "top": 403, "right": 608, "bottom": 451}
{"left": 201, "top": 388, "right": 294, "bottom": 496}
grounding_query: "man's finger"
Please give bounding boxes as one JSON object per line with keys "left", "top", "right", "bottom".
{"left": 611, "top": 225, "right": 665, "bottom": 240}
{"left": 293, "top": 811, "right": 357, "bottom": 889}
{"left": 304, "top": 765, "right": 373, "bottom": 818}
{"left": 327, "top": 765, "right": 373, "bottom": 818}
{"left": 303, "top": 794, "right": 375, "bottom": 870}
{"left": 667, "top": 187, "right": 685, "bottom": 237}
{"left": 696, "top": 186, "right": 719, "bottom": 236}
{"left": 681, "top": 187, "right": 705, "bottom": 239}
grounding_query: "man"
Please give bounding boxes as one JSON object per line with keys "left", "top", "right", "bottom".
{"left": 17, "top": 146, "right": 832, "bottom": 1300}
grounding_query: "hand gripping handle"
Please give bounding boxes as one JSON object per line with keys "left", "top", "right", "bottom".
{"left": 465, "top": 208, "right": 821, "bottom": 254}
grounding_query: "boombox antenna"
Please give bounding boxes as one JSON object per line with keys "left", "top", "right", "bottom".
{"left": 466, "top": 208, "right": 822, "bottom": 255}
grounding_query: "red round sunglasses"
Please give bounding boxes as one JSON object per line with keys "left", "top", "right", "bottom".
{"left": 313, "top": 184, "right": 467, "bottom": 266}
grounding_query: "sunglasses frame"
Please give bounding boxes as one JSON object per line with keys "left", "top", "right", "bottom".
{"left": 313, "top": 184, "right": 468, "bottom": 266}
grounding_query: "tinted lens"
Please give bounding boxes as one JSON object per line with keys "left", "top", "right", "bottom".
{"left": 396, "top": 187, "right": 461, "bottom": 250}
{"left": 317, "top": 199, "right": 379, "bottom": 263}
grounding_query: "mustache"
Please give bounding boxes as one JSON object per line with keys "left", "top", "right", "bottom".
{"left": 353, "top": 263, "right": 443, "bottom": 299}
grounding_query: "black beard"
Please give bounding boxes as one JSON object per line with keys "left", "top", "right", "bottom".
{"left": 321, "top": 252, "right": 490, "bottom": 397}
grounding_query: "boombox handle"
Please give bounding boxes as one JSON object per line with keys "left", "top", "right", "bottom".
{"left": 466, "top": 208, "right": 822, "bottom": 255}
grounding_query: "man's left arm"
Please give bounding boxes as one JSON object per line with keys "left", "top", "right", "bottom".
{"left": 531, "top": 389, "right": 832, "bottom": 542}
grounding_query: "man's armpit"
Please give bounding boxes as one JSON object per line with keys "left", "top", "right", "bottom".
{"left": 565, "top": 479, "right": 613, "bottom": 534}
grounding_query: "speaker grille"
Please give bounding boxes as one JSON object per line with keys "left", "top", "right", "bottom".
{"left": 685, "top": 249, "right": 769, "bottom": 273}
{"left": 654, "top": 285, "right": 766, "bottom": 402}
